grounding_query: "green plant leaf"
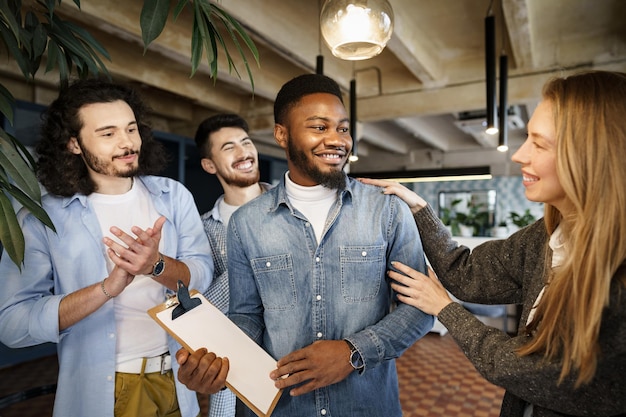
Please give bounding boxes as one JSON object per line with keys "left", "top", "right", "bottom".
{"left": 0, "top": 190, "right": 25, "bottom": 267}
{"left": 0, "top": 129, "right": 41, "bottom": 201}
{"left": 0, "top": 83, "right": 15, "bottom": 123}
{"left": 44, "top": 0, "right": 55, "bottom": 22}
{"left": 44, "top": 34, "right": 73, "bottom": 81}
{"left": 182, "top": 0, "right": 257, "bottom": 89}
{"left": 213, "top": 25, "right": 238, "bottom": 76}
{"left": 63, "top": 20, "right": 111, "bottom": 61}
{"left": 190, "top": 1, "right": 211, "bottom": 77}
{"left": 190, "top": 25, "right": 204, "bottom": 77}
{"left": 43, "top": 13, "right": 110, "bottom": 78}
{"left": 32, "top": 22, "right": 47, "bottom": 63}
{"left": 140, "top": 0, "right": 170, "bottom": 53}
{"left": 45, "top": 37, "right": 60, "bottom": 73}
{"left": 7, "top": 128, "right": 37, "bottom": 169}
{"left": 212, "top": 4, "right": 259, "bottom": 91}
{"left": 0, "top": 22, "right": 31, "bottom": 78}
{"left": 172, "top": 0, "right": 189, "bottom": 20}
{"left": 5, "top": 182, "right": 55, "bottom": 231}
{"left": 0, "top": 0, "right": 23, "bottom": 43}
{"left": 212, "top": 4, "right": 259, "bottom": 65}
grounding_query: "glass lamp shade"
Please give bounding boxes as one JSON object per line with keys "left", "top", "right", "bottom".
{"left": 320, "top": 0, "right": 394, "bottom": 60}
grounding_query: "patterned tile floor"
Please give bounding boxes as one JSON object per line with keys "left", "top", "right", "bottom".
{"left": 397, "top": 333, "right": 504, "bottom": 417}
{"left": 0, "top": 333, "right": 503, "bottom": 417}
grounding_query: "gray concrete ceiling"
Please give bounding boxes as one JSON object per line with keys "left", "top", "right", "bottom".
{"left": 7, "top": 0, "right": 626, "bottom": 177}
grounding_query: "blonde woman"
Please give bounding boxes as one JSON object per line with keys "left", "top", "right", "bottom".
{"left": 360, "top": 71, "right": 626, "bottom": 417}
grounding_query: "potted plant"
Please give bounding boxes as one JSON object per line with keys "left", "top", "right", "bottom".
{"left": 439, "top": 198, "right": 462, "bottom": 236}
{"left": 509, "top": 209, "right": 537, "bottom": 230}
{"left": 455, "top": 200, "right": 490, "bottom": 237}
{"left": 491, "top": 220, "right": 509, "bottom": 238}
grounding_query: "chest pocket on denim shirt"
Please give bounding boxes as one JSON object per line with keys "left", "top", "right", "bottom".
{"left": 340, "top": 245, "right": 385, "bottom": 303}
{"left": 251, "top": 254, "right": 296, "bottom": 311}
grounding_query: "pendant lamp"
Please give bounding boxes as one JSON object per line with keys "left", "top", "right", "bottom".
{"left": 349, "top": 78, "right": 358, "bottom": 161}
{"left": 320, "top": 0, "right": 394, "bottom": 61}
{"left": 484, "top": 14, "right": 498, "bottom": 135}
{"left": 497, "top": 54, "right": 509, "bottom": 152}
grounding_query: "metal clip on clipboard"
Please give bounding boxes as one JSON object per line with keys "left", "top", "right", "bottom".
{"left": 171, "top": 280, "right": 201, "bottom": 320}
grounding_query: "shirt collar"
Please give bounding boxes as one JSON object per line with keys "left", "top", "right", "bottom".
{"left": 548, "top": 224, "right": 566, "bottom": 268}
{"left": 61, "top": 176, "right": 167, "bottom": 208}
{"left": 270, "top": 172, "right": 353, "bottom": 213}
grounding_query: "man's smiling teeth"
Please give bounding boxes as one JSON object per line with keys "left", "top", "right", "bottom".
{"left": 320, "top": 154, "right": 340, "bottom": 159}
{"left": 235, "top": 160, "right": 253, "bottom": 170}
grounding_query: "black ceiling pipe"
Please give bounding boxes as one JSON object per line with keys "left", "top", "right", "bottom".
{"left": 485, "top": 15, "right": 497, "bottom": 133}
{"left": 498, "top": 54, "right": 508, "bottom": 151}
{"left": 350, "top": 78, "right": 357, "bottom": 159}
{"left": 316, "top": 55, "right": 324, "bottom": 75}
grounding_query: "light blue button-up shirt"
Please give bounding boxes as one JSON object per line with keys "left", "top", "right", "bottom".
{"left": 0, "top": 176, "right": 213, "bottom": 417}
{"left": 227, "top": 175, "right": 434, "bottom": 417}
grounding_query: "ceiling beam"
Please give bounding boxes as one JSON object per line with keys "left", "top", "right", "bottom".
{"left": 385, "top": 0, "right": 442, "bottom": 85}
{"left": 502, "top": 0, "right": 534, "bottom": 69}
{"left": 394, "top": 117, "right": 449, "bottom": 151}
{"left": 356, "top": 122, "right": 410, "bottom": 154}
{"left": 357, "top": 61, "right": 626, "bottom": 121}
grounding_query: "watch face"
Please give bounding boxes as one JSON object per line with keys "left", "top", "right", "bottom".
{"left": 153, "top": 259, "right": 165, "bottom": 276}
{"left": 350, "top": 349, "right": 364, "bottom": 369}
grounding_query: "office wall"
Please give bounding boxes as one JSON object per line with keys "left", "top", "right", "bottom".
{"left": 408, "top": 175, "right": 544, "bottom": 226}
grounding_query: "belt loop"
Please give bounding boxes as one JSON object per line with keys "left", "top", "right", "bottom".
{"left": 140, "top": 357, "right": 148, "bottom": 376}
{"left": 160, "top": 353, "right": 168, "bottom": 375}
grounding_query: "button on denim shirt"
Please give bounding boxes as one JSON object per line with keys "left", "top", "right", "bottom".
{"left": 0, "top": 176, "right": 213, "bottom": 417}
{"left": 227, "top": 175, "right": 434, "bottom": 417}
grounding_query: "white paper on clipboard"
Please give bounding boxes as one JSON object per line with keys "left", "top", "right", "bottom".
{"left": 148, "top": 291, "right": 282, "bottom": 417}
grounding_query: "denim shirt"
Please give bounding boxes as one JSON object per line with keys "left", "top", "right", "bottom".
{"left": 0, "top": 176, "right": 213, "bottom": 417}
{"left": 227, "top": 175, "right": 434, "bottom": 417}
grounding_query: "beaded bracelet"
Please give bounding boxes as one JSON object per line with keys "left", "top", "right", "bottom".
{"left": 101, "top": 279, "right": 115, "bottom": 299}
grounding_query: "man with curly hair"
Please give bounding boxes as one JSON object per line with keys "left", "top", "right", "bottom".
{"left": 0, "top": 78, "right": 213, "bottom": 417}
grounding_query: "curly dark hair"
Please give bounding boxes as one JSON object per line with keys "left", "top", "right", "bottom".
{"left": 194, "top": 113, "right": 249, "bottom": 159}
{"left": 36, "top": 78, "right": 168, "bottom": 196}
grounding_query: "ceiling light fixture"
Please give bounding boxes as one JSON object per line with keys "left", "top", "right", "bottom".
{"left": 320, "top": 0, "right": 394, "bottom": 61}
{"left": 350, "top": 166, "right": 492, "bottom": 183}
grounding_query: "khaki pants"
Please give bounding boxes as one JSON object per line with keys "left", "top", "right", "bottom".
{"left": 114, "top": 368, "right": 181, "bottom": 417}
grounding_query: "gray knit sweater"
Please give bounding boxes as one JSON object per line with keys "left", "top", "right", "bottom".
{"left": 414, "top": 205, "right": 626, "bottom": 417}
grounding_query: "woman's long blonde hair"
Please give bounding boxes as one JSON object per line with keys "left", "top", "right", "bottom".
{"left": 518, "top": 71, "right": 626, "bottom": 387}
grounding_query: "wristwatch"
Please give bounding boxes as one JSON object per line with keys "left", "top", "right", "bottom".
{"left": 151, "top": 254, "right": 165, "bottom": 277}
{"left": 344, "top": 339, "right": 364, "bottom": 372}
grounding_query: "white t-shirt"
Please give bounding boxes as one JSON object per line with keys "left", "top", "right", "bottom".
{"left": 284, "top": 172, "right": 338, "bottom": 244}
{"left": 218, "top": 198, "right": 239, "bottom": 226}
{"left": 88, "top": 180, "right": 168, "bottom": 364}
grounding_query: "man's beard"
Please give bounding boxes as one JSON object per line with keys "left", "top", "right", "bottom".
{"left": 221, "top": 169, "right": 260, "bottom": 188}
{"left": 287, "top": 134, "right": 346, "bottom": 190}
{"left": 80, "top": 142, "right": 139, "bottom": 178}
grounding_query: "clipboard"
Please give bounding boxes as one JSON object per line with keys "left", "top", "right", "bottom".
{"left": 148, "top": 282, "right": 282, "bottom": 417}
